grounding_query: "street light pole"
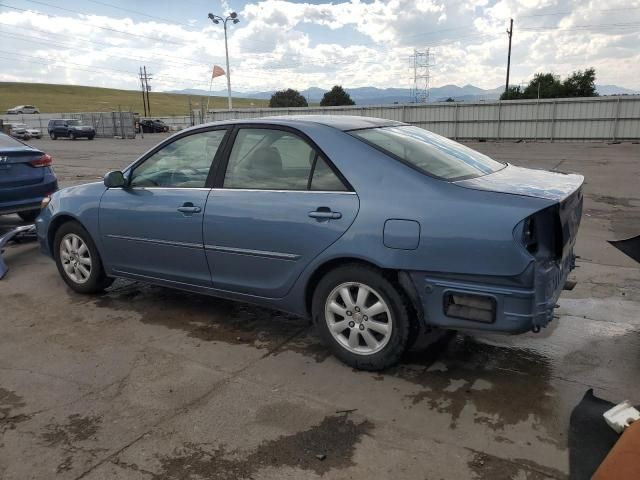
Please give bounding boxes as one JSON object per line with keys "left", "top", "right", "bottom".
{"left": 208, "top": 12, "right": 239, "bottom": 111}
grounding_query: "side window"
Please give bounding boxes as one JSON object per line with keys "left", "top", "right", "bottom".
{"left": 310, "top": 156, "right": 348, "bottom": 191}
{"left": 130, "top": 129, "right": 226, "bottom": 188}
{"left": 224, "top": 129, "right": 314, "bottom": 190}
{"left": 223, "top": 128, "right": 348, "bottom": 191}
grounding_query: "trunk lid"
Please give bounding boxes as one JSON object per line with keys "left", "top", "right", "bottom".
{"left": 0, "top": 145, "right": 46, "bottom": 188}
{"left": 455, "top": 163, "right": 583, "bottom": 201}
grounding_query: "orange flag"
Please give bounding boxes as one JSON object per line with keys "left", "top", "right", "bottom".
{"left": 212, "top": 65, "right": 226, "bottom": 79}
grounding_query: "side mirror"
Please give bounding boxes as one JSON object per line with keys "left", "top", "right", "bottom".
{"left": 104, "top": 170, "right": 125, "bottom": 188}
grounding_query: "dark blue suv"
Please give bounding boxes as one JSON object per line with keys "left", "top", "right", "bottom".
{"left": 48, "top": 119, "right": 95, "bottom": 140}
{"left": 0, "top": 133, "right": 57, "bottom": 221}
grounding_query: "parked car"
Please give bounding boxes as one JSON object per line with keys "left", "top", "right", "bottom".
{"left": 48, "top": 119, "right": 95, "bottom": 140}
{"left": 137, "top": 119, "right": 169, "bottom": 133}
{"left": 11, "top": 123, "right": 41, "bottom": 139}
{"left": 0, "top": 133, "right": 57, "bottom": 222}
{"left": 36, "top": 116, "right": 583, "bottom": 370}
{"left": 5, "top": 123, "right": 31, "bottom": 140}
{"left": 6, "top": 105, "right": 40, "bottom": 114}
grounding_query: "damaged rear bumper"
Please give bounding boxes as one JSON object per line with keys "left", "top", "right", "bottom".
{"left": 409, "top": 250, "right": 576, "bottom": 334}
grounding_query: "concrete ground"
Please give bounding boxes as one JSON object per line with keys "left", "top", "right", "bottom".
{"left": 1, "top": 135, "right": 639, "bottom": 479}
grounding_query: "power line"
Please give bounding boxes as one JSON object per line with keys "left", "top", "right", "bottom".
{"left": 85, "top": 0, "right": 196, "bottom": 28}
{"left": 0, "top": 2, "right": 189, "bottom": 45}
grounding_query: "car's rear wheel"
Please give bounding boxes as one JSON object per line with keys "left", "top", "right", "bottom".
{"left": 18, "top": 209, "right": 40, "bottom": 222}
{"left": 88, "top": 135, "right": 95, "bottom": 140}
{"left": 54, "top": 221, "right": 113, "bottom": 294}
{"left": 312, "top": 264, "right": 412, "bottom": 370}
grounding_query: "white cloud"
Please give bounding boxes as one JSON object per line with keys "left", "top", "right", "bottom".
{"left": 0, "top": 0, "right": 639, "bottom": 94}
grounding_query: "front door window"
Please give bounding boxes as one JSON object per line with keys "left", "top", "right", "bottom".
{"left": 131, "top": 129, "right": 227, "bottom": 188}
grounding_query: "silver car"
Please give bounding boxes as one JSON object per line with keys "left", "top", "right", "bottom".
{"left": 5, "top": 123, "right": 31, "bottom": 140}
{"left": 6, "top": 105, "right": 40, "bottom": 114}
{"left": 11, "top": 123, "right": 41, "bottom": 139}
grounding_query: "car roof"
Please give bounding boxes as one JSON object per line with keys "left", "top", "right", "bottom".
{"left": 198, "top": 115, "right": 406, "bottom": 132}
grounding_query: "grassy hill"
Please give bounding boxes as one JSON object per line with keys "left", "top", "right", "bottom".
{"left": 0, "top": 82, "right": 268, "bottom": 116}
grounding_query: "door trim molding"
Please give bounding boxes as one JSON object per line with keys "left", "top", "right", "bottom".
{"left": 204, "top": 244, "right": 300, "bottom": 261}
{"left": 105, "top": 234, "right": 203, "bottom": 249}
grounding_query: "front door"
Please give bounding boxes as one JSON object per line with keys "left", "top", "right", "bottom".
{"left": 203, "top": 127, "right": 359, "bottom": 298}
{"left": 99, "top": 128, "right": 228, "bottom": 287}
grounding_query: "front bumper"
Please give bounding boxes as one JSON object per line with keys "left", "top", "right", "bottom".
{"left": 410, "top": 251, "right": 576, "bottom": 334}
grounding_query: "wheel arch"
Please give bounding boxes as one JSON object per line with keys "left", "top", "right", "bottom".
{"left": 47, "top": 214, "right": 83, "bottom": 255}
{"left": 303, "top": 256, "right": 422, "bottom": 323}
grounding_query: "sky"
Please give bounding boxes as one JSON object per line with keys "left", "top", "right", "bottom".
{"left": 0, "top": 0, "right": 639, "bottom": 93}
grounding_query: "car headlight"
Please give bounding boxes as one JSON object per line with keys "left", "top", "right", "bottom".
{"left": 40, "top": 195, "right": 51, "bottom": 209}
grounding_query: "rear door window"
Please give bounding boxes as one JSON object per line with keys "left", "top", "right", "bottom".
{"left": 223, "top": 128, "right": 347, "bottom": 191}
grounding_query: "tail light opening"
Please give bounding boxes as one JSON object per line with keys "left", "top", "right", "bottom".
{"left": 30, "top": 153, "right": 53, "bottom": 167}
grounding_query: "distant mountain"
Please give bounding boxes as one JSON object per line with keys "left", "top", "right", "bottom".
{"left": 166, "top": 83, "right": 639, "bottom": 106}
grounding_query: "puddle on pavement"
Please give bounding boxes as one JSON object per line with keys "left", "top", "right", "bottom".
{"left": 41, "top": 413, "right": 106, "bottom": 473}
{"left": 41, "top": 413, "right": 103, "bottom": 447}
{"left": 93, "top": 281, "right": 311, "bottom": 353}
{"left": 0, "top": 387, "right": 30, "bottom": 432}
{"left": 382, "top": 334, "right": 567, "bottom": 446}
{"left": 116, "top": 413, "right": 372, "bottom": 479}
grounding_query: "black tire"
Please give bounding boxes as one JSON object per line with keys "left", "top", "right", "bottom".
{"left": 53, "top": 221, "right": 113, "bottom": 294}
{"left": 50, "top": 132, "right": 56, "bottom": 140}
{"left": 70, "top": 132, "right": 76, "bottom": 140}
{"left": 18, "top": 209, "right": 40, "bottom": 222}
{"left": 312, "top": 264, "right": 412, "bottom": 371}
{"left": 88, "top": 135, "right": 95, "bottom": 140}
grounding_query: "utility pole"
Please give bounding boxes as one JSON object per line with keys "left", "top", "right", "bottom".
{"left": 505, "top": 18, "right": 513, "bottom": 95}
{"left": 139, "top": 67, "right": 148, "bottom": 116}
{"left": 143, "top": 66, "right": 152, "bottom": 116}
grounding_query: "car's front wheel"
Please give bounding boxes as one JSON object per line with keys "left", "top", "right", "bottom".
{"left": 312, "top": 264, "right": 412, "bottom": 371}
{"left": 70, "top": 132, "right": 76, "bottom": 140}
{"left": 50, "top": 132, "right": 56, "bottom": 140}
{"left": 54, "top": 221, "right": 113, "bottom": 294}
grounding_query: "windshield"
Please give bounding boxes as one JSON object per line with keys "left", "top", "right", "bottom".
{"left": 14, "top": 123, "right": 27, "bottom": 128}
{"left": 67, "top": 120, "right": 81, "bottom": 126}
{"left": 350, "top": 125, "right": 505, "bottom": 181}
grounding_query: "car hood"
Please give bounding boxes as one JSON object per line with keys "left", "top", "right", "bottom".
{"left": 454, "top": 164, "right": 584, "bottom": 201}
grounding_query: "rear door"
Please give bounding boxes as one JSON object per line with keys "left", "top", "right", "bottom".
{"left": 203, "top": 126, "right": 359, "bottom": 298}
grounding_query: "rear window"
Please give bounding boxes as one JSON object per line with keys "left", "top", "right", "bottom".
{"left": 350, "top": 125, "right": 505, "bottom": 181}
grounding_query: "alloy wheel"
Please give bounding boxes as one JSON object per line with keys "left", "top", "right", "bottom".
{"left": 324, "top": 282, "right": 393, "bottom": 355}
{"left": 60, "top": 233, "right": 92, "bottom": 284}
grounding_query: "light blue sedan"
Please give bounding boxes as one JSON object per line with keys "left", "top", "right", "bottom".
{"left": 36, "top": 116, "right": 583, "bottom": 370}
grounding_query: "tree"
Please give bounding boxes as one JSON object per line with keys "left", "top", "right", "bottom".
{"left": 269, "top": 89, "right": 308, "bottom": 108}
{"left": 500, "top": 68, "right": 599, "bottom": 101}
{"left": 500, "top": 85, "right": 523, "bottom": 100}
{"left": 320, "top": 85, "right": 355, "bottom": 106}
{"left": 445, "top": 97, "right": 455, "bottom": 102}
{"left": 562, "top": 67, "right": 598, "bottom": 97}
{"left": 523, "top": 73, "right": 563, "bottom": 99}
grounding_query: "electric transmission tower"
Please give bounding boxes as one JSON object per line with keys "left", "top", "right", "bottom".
{"left": 410, "top": 49, "right": 433, "bottom": 103}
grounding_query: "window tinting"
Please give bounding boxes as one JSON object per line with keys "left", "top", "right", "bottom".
{"left": 130, "top": 129, "right": 226, "bottom": 188}
{"left": 350, "top": 126, "right": 505, "bottom": 181}
{"left": 224, "top": 128, "right": 346, "bottom": 191}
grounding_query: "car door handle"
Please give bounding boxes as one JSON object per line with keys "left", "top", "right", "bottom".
{"left": 308, "top": 208, "right": 342, "bottom": 220}
{"left": 177, "top": 203, "right": 202, "bottom": 214}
